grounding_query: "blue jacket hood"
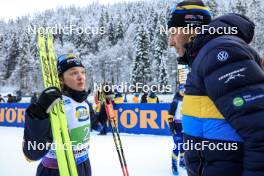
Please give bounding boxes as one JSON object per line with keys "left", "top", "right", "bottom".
{"left": 192, "top": 13, "right": 255, "bottom": 51}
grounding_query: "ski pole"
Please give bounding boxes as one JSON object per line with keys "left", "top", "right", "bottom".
{"left": 104, "top": 100, "right": 129, "bottom": 176}
{"left": 112, "top": 118, "right": 129, "bottom": 176}
{"left": 108, "top": 118, "right": 127, "bottom": 176}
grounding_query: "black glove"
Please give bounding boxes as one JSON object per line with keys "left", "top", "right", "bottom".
{"left": 168, "top": 115, "right": 176, "bottom": 135}
{"left": 102, "top": 83, "right": 114, "bottom": 100}
{"left": 26, "top": 87, "right": 62, "bottom": 120}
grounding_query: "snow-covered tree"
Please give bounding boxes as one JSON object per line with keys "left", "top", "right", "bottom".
{"left": 0, "top": 0, "right": 263, "bottom": 93}
{"left": 115, "top": 14, "right": 124, "bottom": 41}
{"left": 108, "top": 16, "right": 116, "bottom": 45}
{"left": 147, "top": 7, "right": 158, "bottom": 43}
{"left": 19, "top": 31, "right": 34, "bottom": 92}
{"left": 71, "top": 14, "right": 93, "bottom": 58}
{"left": 153, "top": 14, "right": 168, "bottom": 83}
{"left": 158, "top": 55, "right": 169, "bottom": 93}
{"left": 4, "top": 32, "right": 19, "bottom": 79}
{"left": 205, "top": 0, "right": 219, "bottom": 17}
{"left": 231, "top": 0, "right": 248, "bottom": 15}
{"left": 131, "top": 23, "right": 151, "bottom": 86}
{"left": 248, "top": 0, "right": 264, "bottom": 56}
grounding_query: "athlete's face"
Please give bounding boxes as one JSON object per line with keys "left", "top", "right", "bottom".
{"left": 61, "top": 67, "right": 86, "bottom": 91}
{"left": 168, "top": 27, "right": 193, "bottom": 57}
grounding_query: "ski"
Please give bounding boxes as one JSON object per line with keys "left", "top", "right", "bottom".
{"left": 37, "top": 29, "right": 78, "bottom": 176}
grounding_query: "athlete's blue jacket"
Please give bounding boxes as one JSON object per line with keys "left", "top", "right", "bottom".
{"left": 23, "top": 99, "right": 94, "bottom": 176}
{"left": 181, "top": 13, "right": 264, "bottom": 176}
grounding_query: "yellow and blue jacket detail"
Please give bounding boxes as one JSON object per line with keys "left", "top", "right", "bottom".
{"left": 182, "top": 95, "right": 242, "bottom": 142}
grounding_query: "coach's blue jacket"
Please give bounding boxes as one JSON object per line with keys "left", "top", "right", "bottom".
{"left": 181, "top": 13, "right": 264, "bottom": 176}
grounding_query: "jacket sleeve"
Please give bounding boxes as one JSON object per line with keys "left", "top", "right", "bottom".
{"left": 23, "top": 107, "right": 52, "bottom": 161}
{"left": 168, "top": 98, "right": 178, "bottom": 116}
{"left": 98, "top": 102, "right": 108, "bottom": 124}
{"left": 199, "top": 46, "right": 264, "bottom": 175}
{"left": 88, "top": 102, "right": 98, "bottom": 128}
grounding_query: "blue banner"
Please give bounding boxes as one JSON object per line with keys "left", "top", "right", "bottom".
{"left": 114, "top": 103, "right": 171, "bottom": 135}
{"left": 0, "top": 103, "right": 171, "bottom": 135}
{"left": 0, "top": 103, "right": 29, "bottom": 127}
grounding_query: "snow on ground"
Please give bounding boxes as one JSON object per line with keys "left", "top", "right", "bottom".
{"left": 0, "top": 126, "right": 187, "bottom": 176}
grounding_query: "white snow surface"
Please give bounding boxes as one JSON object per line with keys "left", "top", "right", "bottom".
{"left": 0, "top": 126, "right": 187, "bottom": 176}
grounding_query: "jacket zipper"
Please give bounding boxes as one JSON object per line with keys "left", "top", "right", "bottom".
{"left": 198, "top": 149, "right": 204, "bottom": 176}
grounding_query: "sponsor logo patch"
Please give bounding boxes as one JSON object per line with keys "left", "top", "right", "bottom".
{"left": 218, "top": 67, "right": 246, "bottom": 84}
{"left": 217, "top": 51, "right": 229, "bottom": 62}
{"left": 233, "top": 97, "right": 244, "bottom": 107}
{"left": 75, "top": 106, "right": 89, "bottom": 121}
{"left": 232, "top": 89, "right": 264, "bottom": 108}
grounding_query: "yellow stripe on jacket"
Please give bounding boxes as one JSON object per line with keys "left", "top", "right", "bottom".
{"left": 176, "top": 5, "right": 209, "bottom": 11}
{"left": 182, "top": 95, "right": 224, "bottom": 119}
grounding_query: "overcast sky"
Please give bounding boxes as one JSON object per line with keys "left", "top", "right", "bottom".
{"left": 0, "top": 0, "right": 142, "bottom": 21}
